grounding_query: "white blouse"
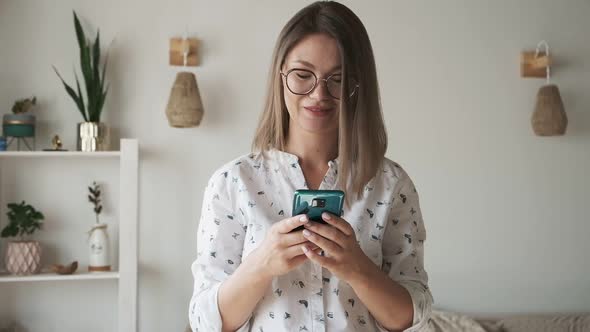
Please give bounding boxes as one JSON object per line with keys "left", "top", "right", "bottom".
{"left": 189, "top": 149, "right": 433, "bottom": 332}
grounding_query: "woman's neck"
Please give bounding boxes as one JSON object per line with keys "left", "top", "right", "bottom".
{"left": 284, "top": 130, "right": 338, "bottom": 170}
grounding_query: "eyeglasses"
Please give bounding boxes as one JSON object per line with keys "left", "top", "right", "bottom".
{"left": 280, "top": 68, "right": 358, "bottom": 100}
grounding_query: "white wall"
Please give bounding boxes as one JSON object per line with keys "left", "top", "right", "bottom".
{"left": 1, "top": 0, "right": 589, "bottom": 331}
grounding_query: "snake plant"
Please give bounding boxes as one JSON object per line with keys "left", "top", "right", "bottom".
{"left": 53, "top": 11, "right": 108, "bottom": 123}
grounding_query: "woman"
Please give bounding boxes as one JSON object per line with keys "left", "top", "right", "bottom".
{"left": 189, "top": 2, "right": 433, "bottom": 331}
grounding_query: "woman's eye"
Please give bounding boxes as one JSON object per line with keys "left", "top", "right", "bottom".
{"left": 296, "top": 73, "right": 312, "bottom": 79}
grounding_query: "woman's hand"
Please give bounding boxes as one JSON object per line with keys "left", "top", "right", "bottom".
{"left": 246, "top": 214, "right": 320, "bottom": 280}
{"left": 300, "top": 213, "right": 375, "bottom": 284}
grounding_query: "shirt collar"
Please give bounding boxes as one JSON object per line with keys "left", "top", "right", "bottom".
{"left": 266, "top": 149, "right": 339, "bottom": 168}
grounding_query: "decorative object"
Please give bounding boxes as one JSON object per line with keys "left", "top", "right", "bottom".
{"left": 53, "top": 11, "right": 110, "bottom": 151}
{"left": 87, "top": 181, "right": 110, "bottom": 271}
{"left": 533, "top": 85, "right": 567, "bottom": 136}
{"left": 521, "top": 40, "right": 567, "bottom": 136}
{"left": 2, "top": 96, "right": 37, "bottom": 151}
{"left": 165, "top": 34, "right": 204, "bottom": 128}
{"left": 169, "top": 37, "right": 199, "bottom": 66}
{"left": 1, "top": 201, "right": 44, "bottom": 275}
{"left": 50, "top": 260, "right": 78, "bottom": 275}
{"left": 77, "top": 122, "right": 110, "bottom": 151}
{"left": 42, "top": 134, "right": 68, "bottom": 151}
{"left": 52, "top": 135, "right": 63, "bottom": 150}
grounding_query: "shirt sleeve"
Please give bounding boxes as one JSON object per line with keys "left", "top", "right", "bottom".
{"left": 188, "top": 170, "right": 251, "bottom": 332}
{"left": 377, "top": 168, "right": 433, "bottom": 332}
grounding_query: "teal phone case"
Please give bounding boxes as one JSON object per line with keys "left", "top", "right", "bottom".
{"left": 292, "top": 190, "right": 345, "bottom": 230}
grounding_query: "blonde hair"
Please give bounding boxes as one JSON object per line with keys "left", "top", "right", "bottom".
{"left": 253, "top": 1, "right": 387, "bottom": 200}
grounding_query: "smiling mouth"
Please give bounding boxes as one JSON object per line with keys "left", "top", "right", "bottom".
{"left": 304, "top": 106, "right": 334, "bottom": 114}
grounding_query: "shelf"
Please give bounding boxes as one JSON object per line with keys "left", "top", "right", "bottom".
{"left": 0, "top": 151, "right": 120, "bottom": 158}
{"left": 0, "top": 270, "right": 120, "bottom": 282}
{"left": 0, "top": 139, "right": 138, "bottom": 331}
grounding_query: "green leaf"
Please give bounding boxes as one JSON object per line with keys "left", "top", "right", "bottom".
{"left": 93, "top": 30, "right": 100, "bottom": 83}
{"left": 74, "top": 15, "right": 93, "bottom": 121}
{"left": 96, "top": 50, "right": 109, "bottom": 122}
{"left": 91, "top": 31, "right": 101, "bottom": 121}
{"left": 96, "top": 84, "right": 109, "bottom": 121}
{"left": 33, "top": 211, "right": 44, "bottom": 221}
{"left": 1, "top": 201, "right": 43, "bottom": 238}
{"left": 1, "top": 223, "right": 18, "bottom": 238}
{"left": 73, "top": 11, "right": 87, "bottom": 55}
{"left": 81, "top": 44, "right": 94, "bottom": 120}
{"left": 54, "top": 66, "right": 88, "bottom": 121}
{"left": 74, "top": 72, "right": 87, "bottom": 121}
{"left": 100, "top": 51, "right": 109, "bottom": 95}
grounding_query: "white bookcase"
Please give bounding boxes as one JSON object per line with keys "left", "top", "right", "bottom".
{"left": 0, "top": 139, "right": 138, "bottom": 332}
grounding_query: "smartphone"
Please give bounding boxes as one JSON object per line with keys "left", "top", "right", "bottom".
{"left": 290, "top": 189, "right": 345, "bottom": 232}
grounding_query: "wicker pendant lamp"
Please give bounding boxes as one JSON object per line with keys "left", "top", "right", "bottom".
{"left": 531, "top": 41, "right": 567, "bottom": 136}
{"left": 166, "top": 71, "right": 204, "bottom": 127}
{"left": 165, "top": 36, "right": 204, "bottom": 128}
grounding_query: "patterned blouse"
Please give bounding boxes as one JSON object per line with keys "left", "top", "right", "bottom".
{"left": 189, "top": 149, "right": 433, "bottom": 332}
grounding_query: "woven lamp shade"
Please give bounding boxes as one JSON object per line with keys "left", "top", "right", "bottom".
{"left": 531, "top": 84, "right": 567, "bottom": 136}
{"left": 166, "top": 72, "right": 204, "bottom": 128}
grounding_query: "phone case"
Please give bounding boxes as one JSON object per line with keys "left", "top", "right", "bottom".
{"left": 291, "top": 190, "right": 345, "bottom": 231}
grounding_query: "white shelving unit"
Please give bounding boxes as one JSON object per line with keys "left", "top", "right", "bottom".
{"left": 0, "top": 271, "right": 120, "bottom": 282}
{"left": 0, "top": 151, "right": 121, "bottom": 158}
{"left": 0, "top": 139, "right": 138, "bottom": 332}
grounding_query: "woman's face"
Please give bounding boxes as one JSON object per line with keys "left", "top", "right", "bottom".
{"left": 282, "top": 33, "right": 342, "bottom": 136}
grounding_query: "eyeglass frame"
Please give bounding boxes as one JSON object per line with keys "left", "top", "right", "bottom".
{"left": 280, "top": 68, "right": 359, "bottom": 100}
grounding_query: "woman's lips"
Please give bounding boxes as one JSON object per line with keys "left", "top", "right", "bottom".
{"left": 303, "top": 106, "right": 334, "bottom": 117}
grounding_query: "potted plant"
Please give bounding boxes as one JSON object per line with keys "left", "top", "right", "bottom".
{"left": 1, "top": 201, "right": 44, "bottom": 275}
{"left": 2, "top": 97, "right": 37, "bottom": 148}
{"left": 87, "top": 181, "right": 110, "bottom": 271}
{"left": 53, "top": 11, "right": 110, "bottom": 152}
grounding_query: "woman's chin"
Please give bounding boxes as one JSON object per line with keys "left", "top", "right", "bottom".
{"left": 297, "top": 121, "right": 338, "bottom": 134}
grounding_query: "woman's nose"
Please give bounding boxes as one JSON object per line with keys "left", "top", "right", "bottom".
{"left": 308, "top": 79, "right": 331, "bottom": 100}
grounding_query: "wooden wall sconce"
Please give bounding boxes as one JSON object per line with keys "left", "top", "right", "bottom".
{"left": 165, "top": 35, "right": 204, "bottom": 128}
{"left": 521, "top": 48, "right": 551, "bottom": 78}
{"left": 169, "top": 37, "right": 199, "bottom": 67}
{"left": 521, "top": 40, "right": 567, "bottom": 136}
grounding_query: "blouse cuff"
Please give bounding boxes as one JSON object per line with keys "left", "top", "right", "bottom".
{"left": 397, "top": 280, "right": 433, "bottom": 331}
{"left": 193, "top": 282, "right": 251, "bottom": 332}
{"left": 373, "top": 280, "right": 432, "bottom": 332}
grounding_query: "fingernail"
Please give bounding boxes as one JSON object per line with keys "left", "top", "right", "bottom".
{"left": 302, "top": 246, "right": 309, "bottom": 253}
{"left": 322, "top": 213, "right": 331, "bottom": 220}
{"left": 303, "top": 229, "right": 311, "bottom": 237}
{"left": 299, "top": 215, "right": 308, "bottom": 223}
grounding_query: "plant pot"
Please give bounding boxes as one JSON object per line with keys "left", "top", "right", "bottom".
{"left": 88, "top": 223, "right": 111, "bottom": 272}
{"left": 5, "top": 241, "right": 42, "bottom": 275}
{"left": 77, "top": 122, "right": 110, "bottom": 151}
{"left": 2, "top": 114, "right": 36, "bottom": 138}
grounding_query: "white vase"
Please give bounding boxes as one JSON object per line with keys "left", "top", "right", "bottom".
{"left": 88, "top": 224, "right": 111, "bottom": 272}
{"left": 77, "top": 122, "right": 111, "bottom": 151}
